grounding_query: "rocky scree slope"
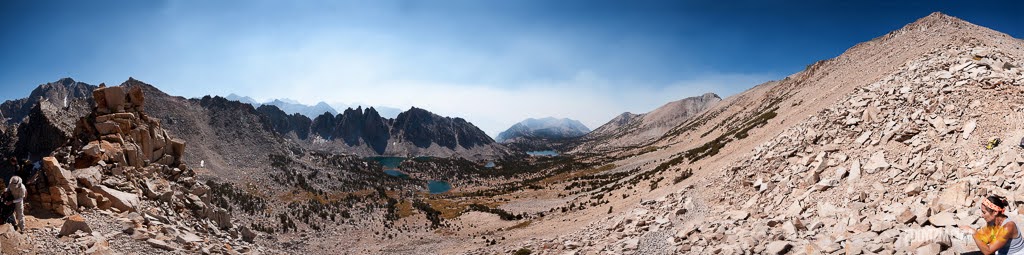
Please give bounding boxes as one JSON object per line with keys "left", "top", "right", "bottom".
{"left": 491, "top": 12, "right": 1024, "bottom": 255}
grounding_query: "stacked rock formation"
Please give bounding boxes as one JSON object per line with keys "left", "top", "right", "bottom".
{"left": 19, "top": 84, "right": 258, "bottom": 253}
{"left": 29, "top": 84, "right": 186, "bottom": 216}
{"left": 76, "top": 85, "right": 185, "bottom": 169}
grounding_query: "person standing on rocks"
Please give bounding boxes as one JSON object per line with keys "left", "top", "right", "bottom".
{"left": 967, "top": 195, "right": 1023, "bottom": 255}
{"left": 4, "top": 176, "right": 25, "bottom": 232}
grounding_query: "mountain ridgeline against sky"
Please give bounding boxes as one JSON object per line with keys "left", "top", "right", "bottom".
{"left": 210, "top": 93, "right": 507, "bottom": 158}
{"left": 265, "top": 99, "right": 338, "bottom": 119}
{"left": 225, "top": 93, "right": 403, "bottom": 119}
{"left": 226, "top": 93, "right": 338, "bottom": 118}
{"left": 496, "top": 117, "right": 591, "bottom": 142}
{"left": 574, "top": 92, "right": 722, "bottom": 153}
{"left": 0, "top": 78, "right": 97, "bottom": 125}
{"left": 1, "top": 78, "right": 508, "bottom": 168}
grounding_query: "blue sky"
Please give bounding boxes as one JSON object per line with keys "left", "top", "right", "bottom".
{"left": 1, "top": 0, "right": 1021, "bottom": 136}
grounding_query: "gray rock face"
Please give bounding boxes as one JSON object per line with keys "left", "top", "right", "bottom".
{"left": 392, "top": 107, "right": 495, "bottom": 150}
{"left": 496, "top": 117, "right": 591, "bottom": 142}
{"left": 0, "top": 77, "right": 96, "bottom": 125}
{"left": 14, "top": 99, "right": 86, "bottom": 157}
{"left": 256, "top": 104, "right": 312, "bottom": 140}
{"left": 2, "top": 78, "right": 96, "bottom": 158}
{"left": 303, "top": 106, "right": 501, "bottom": 155}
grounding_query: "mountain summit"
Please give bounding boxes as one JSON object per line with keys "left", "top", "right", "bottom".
{"left": 496, "top": 117, "right": 591, "bottom": 142}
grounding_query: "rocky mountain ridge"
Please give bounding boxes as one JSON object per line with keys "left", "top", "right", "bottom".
{"left": 573, "top": 92, "right": 722, "bottom": 154}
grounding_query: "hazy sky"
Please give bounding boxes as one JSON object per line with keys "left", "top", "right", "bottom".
{"left": 1, "top": 0, "right": 1021, "bottom": 136}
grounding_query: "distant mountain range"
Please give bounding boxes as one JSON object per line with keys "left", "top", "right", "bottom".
{"left": 224, "top": 93, "right": 402, "bottom": 119}
{"left": 0, "top": 78, "right": 509, "bottom": 175}
{"left": 573, "top": 92, "right": 721, "bottom": 152}
{"left": 496, "top": 117, "right": 590, "bottom": 143}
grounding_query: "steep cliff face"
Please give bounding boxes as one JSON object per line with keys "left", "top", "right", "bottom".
{"left": 256, "top": 105, "right": 312, "bottom": 140}
{"left": 13, "top": 100, "right": 84, "bottom": 158}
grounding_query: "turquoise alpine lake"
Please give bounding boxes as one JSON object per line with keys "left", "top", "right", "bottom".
{"left": 526, "top": 150, "right": 559, "bottom": 156}
{"left": 427, "top": 180, "right": 452, "bottom": 194}
{"left": 366, "top": 156, "right": 406, "bottom": 169}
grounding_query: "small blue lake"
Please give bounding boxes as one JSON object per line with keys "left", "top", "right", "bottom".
{"left": 484, "top": 161, "right": 495, "bottom": 168}
{"left": 366, "top": 156, "right": 406, "bottom": 169}
{"left": 427, "top": 180, "right": 452, "bottom": 194}
{"left": 526, "top": 150, "right": 559, "bottom": 156}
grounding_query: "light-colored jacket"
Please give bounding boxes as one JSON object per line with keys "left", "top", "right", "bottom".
{"left": 7, "top": 176, "right": 25, "bottom": 204}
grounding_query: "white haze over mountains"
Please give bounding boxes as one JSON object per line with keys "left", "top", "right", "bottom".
{"left": 223, "top": 93, "right": 403, "bottom": 119}
{"left": 217, "top": 70, "right": 771, "bottom": 138}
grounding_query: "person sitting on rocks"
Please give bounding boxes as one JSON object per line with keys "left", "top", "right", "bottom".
{"left": 4, "top": 176, "right": 25, "bottom": 232}
{"left": 967, "top": 195, "right": 1023, "bottom": 255}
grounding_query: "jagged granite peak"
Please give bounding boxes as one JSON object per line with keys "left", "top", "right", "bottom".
{"left": 1, "top": 77, "right": 97, "bottom": 124}
{"left": 496, "top": 117, "right": 591, "bottom": 142}
{"left": 360, "top": 107, "right": 390, "bottom": 154}
{"left": 310, "top": 111, "right": 337, "bottom": 140}
{"left": 389, "top": 106, "right": 495, "bottom": 150}
{"left": 293, "top": 105, "right": 502, "bottom": 157}
{"left": 256, "top": 104, "right": 312, "bottom": 140}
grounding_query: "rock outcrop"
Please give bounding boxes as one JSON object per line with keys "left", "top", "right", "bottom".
{"left": 79, "top": 85, "right": 185, "bottom": 168}
{"left": 14, "top": 100, "right": 78, "bottom": 158}
{"left": 16, "top": 83, "right": 256, "bottom": 253}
